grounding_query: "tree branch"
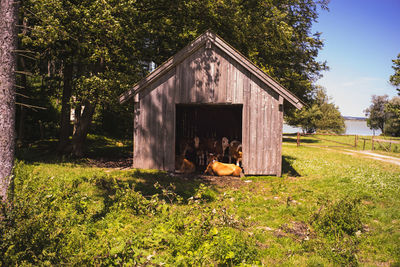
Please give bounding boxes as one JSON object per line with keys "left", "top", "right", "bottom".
{"left": 15, "top": 92, "right": 31, "bottom": 98}
{"left": 15, "top": 102, "right": 46, "bottom": 110}
{"left": 14, "top": 70, "right": 34, "bottom": 76}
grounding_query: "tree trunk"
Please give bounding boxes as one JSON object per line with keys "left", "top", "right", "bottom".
{"left": 0, "top": 0, "right": 18, "bottom": 204}
{"left": 70, "top": 101, "right": 96, "bottom": 157}
{"left": 57, "top": 62, "right": 73, "bottom": 152}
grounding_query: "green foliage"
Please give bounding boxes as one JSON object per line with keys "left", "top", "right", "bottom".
{"left": 286, "top": 87, "right": 345, "bottom": 134}
{"left": 311, "top": 197, "right": 364, "bottom": 266}
{"left": 390, "top": 53, "right": 400, "bottom": 94}
{"left": 383, "top": 96, "right": 400, "bottom": 137}
{"left": 365, "top": 95, "right": 400, "bottom": 136}
{"left": 17, "top": 0, "right": 330, "bottom": 151}
{"left": 312, "top": 197, "right": 363, "bottom": 238}
{"left": 364, "top": 95, "right": 389, "bottom": 133}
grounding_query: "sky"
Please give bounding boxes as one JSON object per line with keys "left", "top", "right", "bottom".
{"left": 312, "top": 0, "right": 400, "bottom": 117}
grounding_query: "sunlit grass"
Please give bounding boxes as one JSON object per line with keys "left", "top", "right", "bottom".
{"left": 4, "top": 136, "right": 400, "bottom": 265}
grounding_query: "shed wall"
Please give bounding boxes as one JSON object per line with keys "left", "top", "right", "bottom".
{"left": 133, "top": 44, "right": 283, "bottom": 175}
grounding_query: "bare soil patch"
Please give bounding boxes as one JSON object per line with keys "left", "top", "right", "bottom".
{"left": 86, "top": 157, "right": 133, "bottom": 169}
{"left": 195, "top": 174, "right": 246, "bottom": 189}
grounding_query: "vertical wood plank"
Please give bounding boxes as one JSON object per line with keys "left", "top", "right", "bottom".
{"left": 182, "top": 55, "right": 188, "bottom": 104}
{"left": 249, "top": 77, "right": 257, "bottom": 174}
{"left": 181, "top": 54, "right": 189, "bottom": 103}
{"left": 175, "top": 62, "right": 181, "bottom": 103}
{"left": 208, "top": 48, "right": 215, "bottom": 103}
{"left": 165, "top": 69, "right": 176, "bottom": 171}
{"left": 229, "top": 59, "right": 235, "bottom": 103}
{"left": 181, "top": 53, "right": 188, "bottom": 104}
{"left": 190, "top": 51, "right": 198, "bottom": 103}
{"left": 133, "top": 102, "right": 140, "bottom": 168}
{"left": 142, "top": 94, "right": 150, "bottom": 169}
{"left": 265, "top": 87, "right": 273, "bottom": 174}
{"left": 218, "top": 53, "right": 227, "bottom": 103}
{"left": 236, "top": 64, "right": 244, "bottom": 104}
{"left": 155, "top": 88, "right": 162, "bottom": 169}
{"left": 242, "top": 71, "right": 251, "bottom": 174}
{"left": 193, "top": 51, "right": 199, "bottom": 103}
{"left": 161, "top": 85, "right": 168, "bottom": 170}
{"left": 262, "top": 90, "right": 269, "bottom": 174}
{"left": 257, "top": 85, "right": 266, "bottom": 174}
{"left": 149, "top": 91, "right": 156, "bottom": 169}
{"left": 270, "top": 93, "right": 278, "bottom": 175}
{"left": 226, "top": 57, "right": 232, "bottom": 103}
{"left": 254, "top": 79, "right": 261, "bottom": 173}
{"left": 141, "top": 95, "right": 148, "bottom": 169}
{"left": 276, "top": 95, "right": 284, "bottom": 176}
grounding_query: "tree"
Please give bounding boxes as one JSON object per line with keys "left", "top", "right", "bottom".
{"left": 286, "top": 87, "right": 345, "bottom": 134}
{"left": 0, "top": 0, "right": 18, "bottom": 203}
{"left": 390, "top": 53, "right": 400, "bottom": 95}
{"left": 21, "top": 0, "right": 143, "bottom": 156}
{"left": 288, "top": 104, "right": 322, "bottom": 133}
{"left": 383, "top": 97, "right": 400, "bottom": 137}
{"left": 20, "top": 0, "right": 329, "bottom": 156}
{"left": 364, "top": 95, "right": 389, "bottom": 133}
{"left": 313, "top": 89, "right": 345, "bottom": 134}
{"left": 141, "top": 0, "right": 329, "bottom": 103}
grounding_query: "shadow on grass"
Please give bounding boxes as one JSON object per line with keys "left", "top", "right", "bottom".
{"left": 15, "top": 137, "right": 133, "bottom": 167}
{"left": 129, "top": 169, "right": 210, "bottom": 199}
{"left": 91, "top": 169, "right": 218, "bottom": 222}
{"left": 282, "top": 155, "right": 301, "bottom": 177}
{"left": 283, "top": 137, "right": 320, "bottom": 144}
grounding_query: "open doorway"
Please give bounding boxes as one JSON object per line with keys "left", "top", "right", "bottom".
{"left": 175, "top": 104, "right": 243, "bottom": 172}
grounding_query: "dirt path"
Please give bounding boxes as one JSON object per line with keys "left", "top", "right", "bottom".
{"left": 342, "top": 149, "right": 400, "bottom": 166}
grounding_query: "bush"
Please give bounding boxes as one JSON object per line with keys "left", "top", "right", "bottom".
{"left": 311, "top": 197, "right": 364, "bottom": 266}
{"left": 312, "top": 198, "right": 363, "bottom": 238}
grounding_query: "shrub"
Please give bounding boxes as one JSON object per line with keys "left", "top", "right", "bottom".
{"left": 312, "top": 197, "right": 363, "bottom": 239}
{"left": 311, "top": 197, "right": 364, "bottom": 266}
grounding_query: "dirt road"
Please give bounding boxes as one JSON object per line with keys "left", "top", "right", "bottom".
{"left": 342, "top": 149, "right": 400, "bottom": 166}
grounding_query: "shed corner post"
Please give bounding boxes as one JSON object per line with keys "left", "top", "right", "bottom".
{"left": 132, "top": 100, "right": 140, "bottom": 168}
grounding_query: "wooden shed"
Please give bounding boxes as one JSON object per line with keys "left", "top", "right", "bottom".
{"left": 119, "top": 31, "right": 303, "bottom": 176}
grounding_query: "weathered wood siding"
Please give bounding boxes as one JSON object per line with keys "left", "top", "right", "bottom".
{"left": 133, "top": 43, "right": 283, "bottom": 175}
{"left": 134, "top": 68, "right": 176, "bottom": 170}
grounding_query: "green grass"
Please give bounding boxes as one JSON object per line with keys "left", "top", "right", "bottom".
{"left": 285, "top": 133, "right": 400, "bottom": 157}
{"left": 2, "top": 136, "right": 400, "bottom": 266}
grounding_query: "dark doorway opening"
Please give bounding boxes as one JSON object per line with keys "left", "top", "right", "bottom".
{"left": 175, "top": 104, "right": 243, "bottom": 172}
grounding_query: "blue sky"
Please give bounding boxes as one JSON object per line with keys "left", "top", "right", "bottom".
{"left": 312, "top": 0, "right": 400, "bottom": 117}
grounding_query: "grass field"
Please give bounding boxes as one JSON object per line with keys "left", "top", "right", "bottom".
{"left": 1, "top": 135, "right": 399, "bottom": 266}
{"left": 285, "top": 133, "right": 400, "bottom": 158}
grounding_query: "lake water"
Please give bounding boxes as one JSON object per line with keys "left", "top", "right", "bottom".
{"left": 283, "top": 119, "right": 381, "bottom": 136}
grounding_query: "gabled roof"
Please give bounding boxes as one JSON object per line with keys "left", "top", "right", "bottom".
{"left": 119, "top": 30, "right": 303, "bottom": 109}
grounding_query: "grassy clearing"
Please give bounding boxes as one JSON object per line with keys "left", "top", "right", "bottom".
{"left": 1, "top": 136, "right": 399, "bottom": 266}
{"left": 285, "top": 133, "right": 400, "bottom": 157}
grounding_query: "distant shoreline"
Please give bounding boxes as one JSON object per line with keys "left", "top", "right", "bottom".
{"left": 283, "top": 117, "right": 380, "bottom": 136}
{"left": 343, "top": 116, "right": 366, "bottom": 121}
